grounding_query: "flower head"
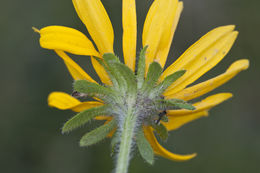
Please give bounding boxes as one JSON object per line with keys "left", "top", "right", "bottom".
{"left": 35, "top": 0, "right": 249, "bottom": 164}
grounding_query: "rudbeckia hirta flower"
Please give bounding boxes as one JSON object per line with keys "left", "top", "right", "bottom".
{"left": 34, "top": 0, "right": 249, "bottom": 172}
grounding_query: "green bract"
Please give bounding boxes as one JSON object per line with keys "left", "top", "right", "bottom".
{"left": 63, "top": 47, "right": 194, "bottom": 164}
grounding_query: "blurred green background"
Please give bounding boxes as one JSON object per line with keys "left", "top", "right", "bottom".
{"left": 1, "top": 0, "right": 259, "bottom": 172}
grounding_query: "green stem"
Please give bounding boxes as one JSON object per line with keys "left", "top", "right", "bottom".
{"left": 115, "top": 112, "right": 137, "bottom": 173}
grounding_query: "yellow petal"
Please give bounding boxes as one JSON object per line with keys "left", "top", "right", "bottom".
{"left": 162, "top": 25, "right": 238, "bottom": 96}
{"left": 95, "top": 116, "right": 111, "bottom": 120}
{"left": 72, "top": 0, "right": 114, "bottom": 55}
{"left": 48, "top": 92, "right": 80, "bottom": 110}
{"left": 167, "top": 59, "right": 249, "bottom": 100}
{"left": 72, "top": 0, "right": 113, "bottom": 84}
{"left": 143, "top": 126, "right": 196, "bottom": 161}
{"left": 167, "top": 93, "right": 233, "bottom": 116}
{"left": 91, "top": 57, "right": 112, "bottom": 85}
{"left": 122, "top": 0, "right": 137, "bottom": 71}
{"left": 72, "top": 102, "right": 104, "bottom": 112}
{"left": 162, "top": 111, "right": 208, "bottom": 131}
{"left": 55, "top": 50, "right": 96, "bottom": 83}
{"left": 37, "top": 26, "right": 110, "bottom": 84}
{"left": 39, "top": 26, "right": 99, "bottom": 57}
{"left": 154, "top": 1, "right": 183, "bottom": 68}
{"left": 104, "top": 118, "right": 117, "bottom": 138}
{"left": 143, "top": 0, "right": 180, "bottom": 72}
{"left": 48, "top": 92, "right": 103, "bottom": 112}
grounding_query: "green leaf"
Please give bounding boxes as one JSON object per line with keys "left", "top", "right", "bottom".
{"left": 159, "top": 99, "right": 195, "bottom": 110}
{"left": 152, "top": 123, "right": 168, "bottom": 141}
{"left": 137, "top": 46, "right": 148, "bottom": 89}
{"left": 103, "top": 54, "right": 128, "bottom": 92}
{"left": 136, "top": 130, "right": 154, "bottom": 165}
{"left": 141, "top": 62, "right": 163, "bottom": 93}
{"left": 103, "top": 53, "right": 120, "bottom": 63}
{"left": 62, "top": 105, "right": 110, "bottom": 133}
{"left": 93, "top": 57, "right": 120, "bottom": 89}
{"left": 74, "top": 80, "right": 117, "bottom": 101}
{"left": 151, "top": 70, "right": 186, "bottom": 97}
{"left": 80, "top": 119, "right": 116, "bottom": 147}
{"left": 170, "top": 99, "right": 195, "bottom": 110}
{"left": 113, "top": 63, "right": 137, "bottom": 95}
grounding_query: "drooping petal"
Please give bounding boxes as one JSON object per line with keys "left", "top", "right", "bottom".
{"left": 143, "top": 0, "right": 181, "bottom": 72}
{"left": 103, "top": 118, "right": 117, "bottom": 138}
{"left": 55, "top": 50, "right": 96, "bottom": 83}
{"left": 38, "top": 26, "right": 99, "bottom": 57}
{"left": 162, "top": 25, "right": 237, "bottom": 96}
{"left": 107, "top": 128, "right": 117, "bottom": 138}
{"left": 91, "top": 57, "right": 112, "bottom": 85}
{"left": 37, "top": 26, "right": 110, "bottom": 84}
{"left": 95, "top": 116, "right": 111, "bottom": 120}
{"left": 143, "top": 126, "right": 196, "bottom": 161}
{"left": 122, "top": 0, "right": 137, "bottom": 71}
{"left": 48, "top": 92, "right": 103, "bottom": 112}
{"left": 167, "top": 93, "right": 233, "bottom": 116}
{"left": 162, "top": 111, "right": 208, "bottom": 131}
{"left": 72, "top": 0, "right": 114, "bottom": 55}
{"left": 72, "top": 102, "right": 104, "bottom": 113}
{"left": 166, "top": 59, "right": 249, "bottom": 100}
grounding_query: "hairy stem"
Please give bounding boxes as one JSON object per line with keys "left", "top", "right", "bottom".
{"left": 115, "top": 112, "right": 137, "bottom": 173}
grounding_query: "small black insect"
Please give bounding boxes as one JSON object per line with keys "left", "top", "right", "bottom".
{"left": 72, "top": 91, "right": 80, "bottom": 97}
{"left": 155, "top": 110, "right": 167, "bottom": 125}
{"left": 71, "top": 91, "right": 87, "bottom": 98}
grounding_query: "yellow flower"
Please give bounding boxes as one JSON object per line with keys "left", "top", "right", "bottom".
{"left": 35, "top": 0, "right": 249, "bottom": 162}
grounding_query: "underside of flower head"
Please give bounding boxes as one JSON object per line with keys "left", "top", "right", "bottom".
{"left": 60, "top": 48, "right": 200, "bottom": 163}
{"left": 35, "top": 0, "right": 249, "bottom": 164}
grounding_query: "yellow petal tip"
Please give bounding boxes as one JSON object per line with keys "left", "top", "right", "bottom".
{"left": 213, "top": 25, "right": 236, "bottom": 35}
{"left": 232, "top": 30, "right": 239, "bottom": 37}
{"left": 47, "top": 91, "right": 80, "bottom": 110}
{"left": 189, "top": 153, "right": 197, "bottom": 159}
{"left": 221, "top": 25, "right": 236, "bottom": 30}
{"left": 215, "top": 93, "right": 233, "bottom": 101}
{"left": 240, "top": 59, "right": 250, "bottom": 69}
{"left": 225, "top": 93, "right": 233, "bottom": 98}
{"left": 32, "top": 27, "right": 40, "bottom": 33}
{"left": 228, "top": 59, "right": 250, "bottom": 71}
{"left": 171, "top": 152, "right": 197, "bottom": 162}
{"left": 204, "top": 111, "right": 209, "bottom": 117}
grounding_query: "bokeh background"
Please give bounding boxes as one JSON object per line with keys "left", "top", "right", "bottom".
{"left": 1, "top": 0, "right": 259, "bottom": 173}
